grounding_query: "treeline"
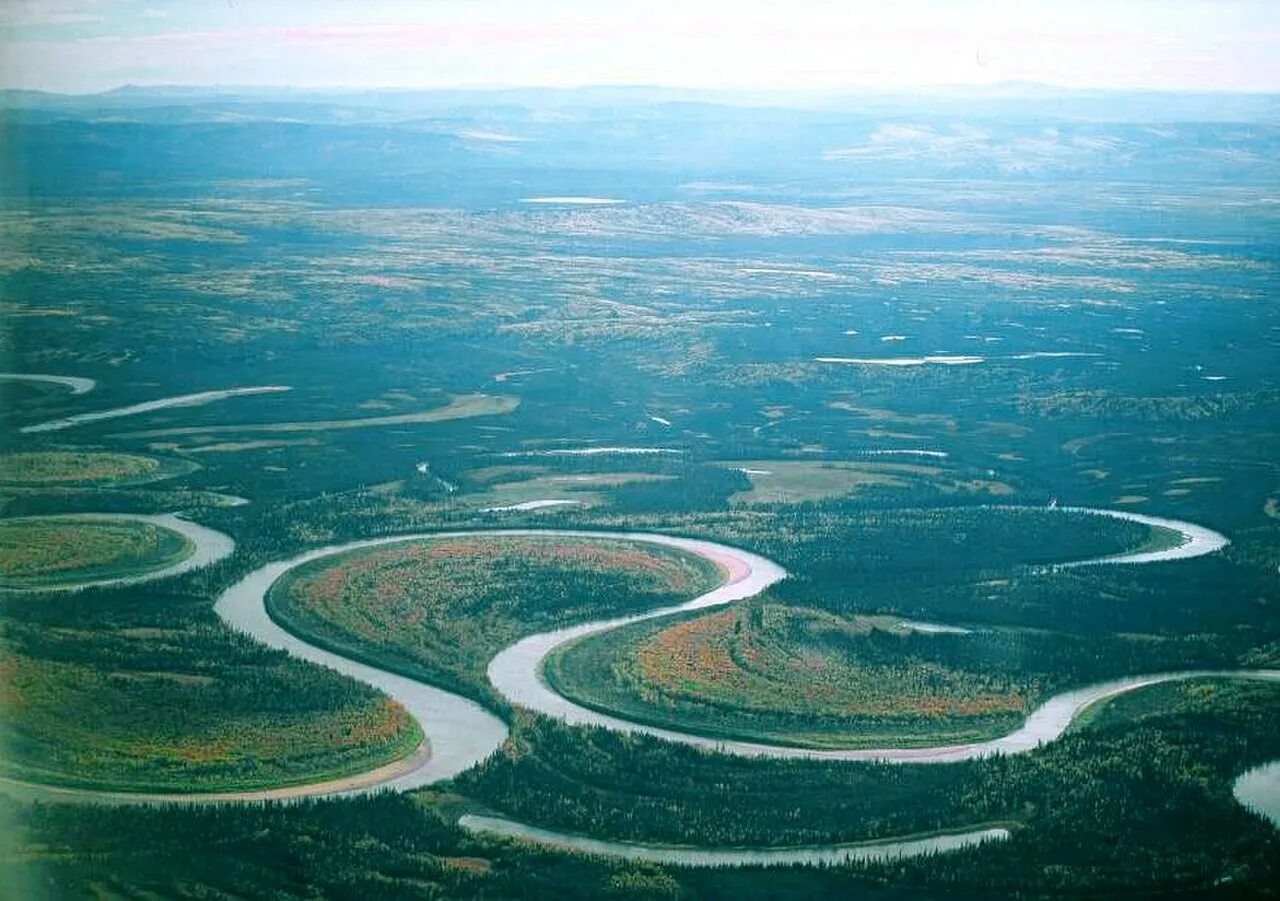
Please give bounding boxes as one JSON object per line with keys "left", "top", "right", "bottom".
{"left": 0, "top": 788, "right": 996, "bottom": 901}
{"left": 2, "top": 791, "right": 636, "bottom": 901}
{"left": 1020, "top": 387, "right": 1280, "bottom": 423}
{"left": 597, "top": 501, "right": 1277, "bottom": 643}
{"left": 454, "top": 681, "right": 1280, "bottom": 893}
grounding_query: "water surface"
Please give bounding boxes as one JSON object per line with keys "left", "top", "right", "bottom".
{"left": 0, "top": 372, "right": 96, "bottom": 394}
{"left": 459, "top": 814, "right": 1010, "bottom": 867}
{"left": 21, "top": 385, "right": 291, "bottom": 433}
{"left": 1234, "top": 761, "right": 1280, "bottom": 829}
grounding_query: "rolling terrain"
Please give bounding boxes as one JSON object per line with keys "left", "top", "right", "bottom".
{"left": 1, "top": 85, "right": 1278, "bottom": 900}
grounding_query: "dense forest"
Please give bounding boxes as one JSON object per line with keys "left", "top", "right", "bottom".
{"left": 6, "top": 681, "right": 1279, "bottom": 899}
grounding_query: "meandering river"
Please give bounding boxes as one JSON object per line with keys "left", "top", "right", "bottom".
{"left": 5, "top": 511, "right": 1274, "bottom": 867}
{"left": 458, "top": 815, "right": 1011, "bottom": 867}
{"left": 19, "top": 385, "right": 291, "bottom": 434}
{"left": 0, "top": 372, "right": 97, "bottom": 394}
{"left": 1050, "top": 506, "right": 1229, "bottom": 566}
{"left": 485, "top": 514, "right": 1262, "bottom": 765}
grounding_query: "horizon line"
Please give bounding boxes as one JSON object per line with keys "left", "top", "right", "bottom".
{"left": 7, "top": 80, "right": 1280, "bottom": 100}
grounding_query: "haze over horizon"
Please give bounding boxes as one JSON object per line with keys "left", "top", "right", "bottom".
{"left": 1, "top": 0, "right": 1278, "bottom": 95}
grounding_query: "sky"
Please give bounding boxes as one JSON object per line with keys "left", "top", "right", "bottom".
{"left": 1, "top": 0, "right": 1278, "bottom": 95}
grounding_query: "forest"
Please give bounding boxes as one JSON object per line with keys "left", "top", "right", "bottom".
{"left": 0, "top": 573, "right": 421, "bottom": 792}
{"left": 6, "top": 681, "right": 1279, "bottom": 899}
{"left": 1, "top": 82, "right": 1278, "bottom": 899}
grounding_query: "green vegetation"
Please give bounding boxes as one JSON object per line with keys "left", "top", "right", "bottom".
{"left": 3, "top": 89, "right": 1279, "bottom": 900}
{"left": 548, "top": 600, "right": 1246, "bottom": 749}
{"left": 453, "top": 680, "right": 1280, "bottom": 879}
{"left": 267, "top": 535, "right": 724, "bottom": 705}
{"left": 0, "top": 517, "right": 193, "bottom": 589}
{"left": 6, "top": 680, "right": 1278, "bottom": 899}
{"left": 586, "top": 505, "right": 1202, "bottom": 631}
{"left": 720, "top": 460, "right": 1014, "bottom": 505}
{"left": 0, "top": 651, "right": 419, "bottom": 792}
{"left": 461, "top": 469, "right": 675, "bottom": 511}
{"left": 1073, "top": 675, "right": 1280, "bottom": 734}
{"left": 0, "top": 451, "right": 195, "bottom": 488}
{"left": 548, "top": 603, "right": 1033, "bottom": 748}
{"left": 1, "top": 794, "right": 635, "bottom": 901}
{"left": 0, "top": 586, "right": 422, "bottom": 792}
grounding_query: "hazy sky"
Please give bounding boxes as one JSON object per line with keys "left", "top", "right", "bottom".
{"left": 2, "top": 0, "right": 1278, "bottom": 94}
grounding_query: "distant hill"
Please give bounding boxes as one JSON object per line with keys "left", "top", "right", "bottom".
{"left": 3, "top": 82, "right": 1279, "bottom": 123}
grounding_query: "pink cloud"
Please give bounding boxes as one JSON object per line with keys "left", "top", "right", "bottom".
{"left": 82, "top": 21, "right": 615, "bottom": 49}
